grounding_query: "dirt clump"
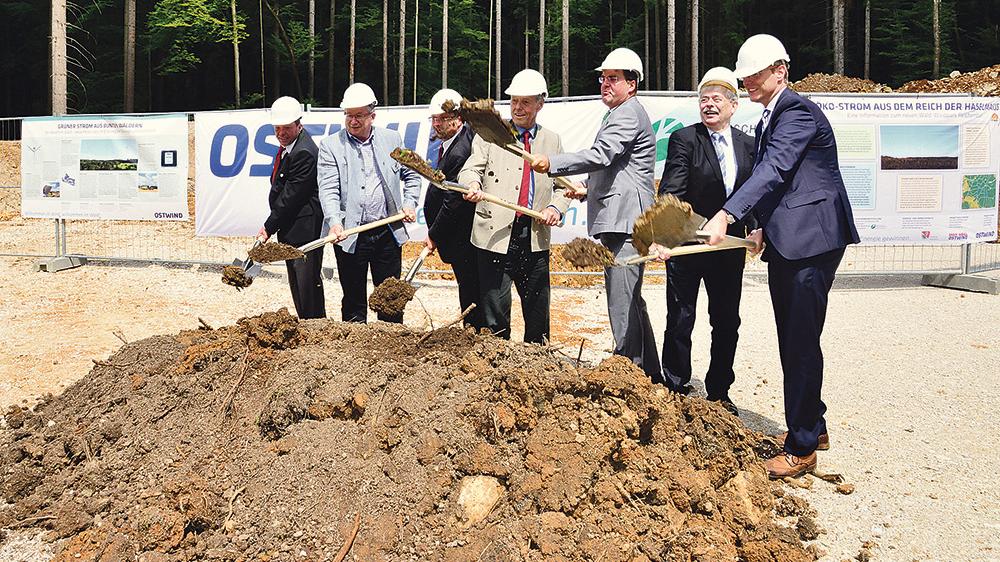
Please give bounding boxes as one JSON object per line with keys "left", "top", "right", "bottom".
{"left": 792, "top": 73, "right": 892, "bottom": 93}
{"left": 0, "top": 311, "right": 814, "bottom": 561}
{"left": 368, "top": 277, "right": 417, "bottom": 316}
{"left": 561, "top": 237, "right": 616, "bottom": 268}
{"left": 221, "top": 265, "right": 253, "bottom": 290}
{"left": 248, "top": 241, "right": 304, "bottom": 263}
{"left": 898, "top": 64, "right": 1000, "bottom": 95}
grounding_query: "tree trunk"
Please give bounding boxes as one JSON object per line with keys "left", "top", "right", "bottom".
{"left": 349, "top": 0, "right": 356, "bottom": 82}
{"left": 495, "top": 0, "right": 502, "bottom": 99}
{"left": 442, "top": 0, "right": 448, "bottom": 87}
{"left": 864, "top": 0, "right": 870, "bottom": 79}
{"left": 413, "top": 0, "right": 418, "bottom": 104}
{"left": 398, "top": 0, "right": 406, "bottom": 104}
{"left": 231, "top": 0, "right": 241, "bottom": 105}
{"left": 932, "top": 0, "right": 940, "bottom": 78}
{"left": 487, "top": 0, "right": 493, "bottom": 96}
{"left": 666, "top": 0, "right": 675, "bottom": 90}
{"left": 327, "top": 0, "right": 335, "bottom": 105}
{"left": 265, "top": 0, "right": 302, "bottom": 97}
{"left": 833, "top": 0, "right": 845, "bottom": 74}
{"left": 524, "top": 13, "right": 528, "bottom": 68}
{"left": 383, "top": 0, "right": 388, "bottom": 100}
{"left": 538, "top": 0, "right": 545, "bottom": 75}
{"left": 561, "top": 0, "right": 568, "bottom": 97}
{"left": 51, "top": 0, "right": 67, "bottom": 114}
{"left": 124, "top": 0, "right": 136, "bottom": 111}
{"left": 690, "top": 0, "right": 698, "bottom": 89}
{"left": 644, "top": 0, "right": 649, "bottom": 90}
{"left": 308, "top": 0, "right": 315, "bottom": 98}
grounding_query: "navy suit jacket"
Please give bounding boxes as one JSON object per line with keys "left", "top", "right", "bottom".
{"left": 659, "top": 122, "right": 757, "bottom": 237}
{"left": 424, "top": 124, "right": 476, "bottom": 264}
{"left": 723, "top": 88, "right": 860, "bottom": 261}
{"left": 264, "top": 129, "right": 323, "bottom": 247}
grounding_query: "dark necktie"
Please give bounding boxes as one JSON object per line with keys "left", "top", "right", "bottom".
{"left": 270, "top": 146, "right": 285, "bottom": 183}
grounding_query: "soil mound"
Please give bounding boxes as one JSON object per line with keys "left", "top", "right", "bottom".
{"left": 792, "top": 73, "right": 892, "bottom": 93}
{"left": 898, "top": 64, "right": 1000, "bottom": 95}
{"left": 1, "top": 311, "right": 813, "bottom": 561}
{"left": 561, "top": 237, "right": 616, "bottom": 268}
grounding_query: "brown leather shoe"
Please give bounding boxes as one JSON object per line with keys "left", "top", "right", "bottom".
{"left": 774, "top": 431, "right": 830, "bottom": 451}
{"left": 764, "top": 452, "right": 817, "bottom": 479}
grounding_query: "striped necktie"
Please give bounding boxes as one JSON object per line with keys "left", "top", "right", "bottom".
{"left": 711, "top": 132, "right": 731, "bottom": 195}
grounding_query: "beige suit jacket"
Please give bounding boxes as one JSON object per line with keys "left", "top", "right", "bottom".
{"left": 457, "top": 125, "right": 572, "bottom": 253}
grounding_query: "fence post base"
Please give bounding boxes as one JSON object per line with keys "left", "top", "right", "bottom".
{"left": 36, "top": 255, "right": 87, "bottom": 273}
{"left": 921, "top": 273, "right": 1000, "bottom": 295}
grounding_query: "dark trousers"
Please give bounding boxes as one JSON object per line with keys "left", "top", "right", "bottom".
{"left": 447, "top": 249, "right": 483, "bottom": 329}
{"left": 284, "top": 245, "right": 326, "bottom": 319}
{"left": 477, "top": 216, "right": 550, "bottom": 344}
{"left": 767, "top": 247, "right": 844, "bottom": 456}
{"left": 333, "top": 226, "right": 402, "bottom": 323}
{"left": 662, "top": 249, "right": 745, "bottom": 398}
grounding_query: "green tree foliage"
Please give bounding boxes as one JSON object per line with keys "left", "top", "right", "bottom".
{"left": 147, "top": 0, "right": 249, "bottom": 74}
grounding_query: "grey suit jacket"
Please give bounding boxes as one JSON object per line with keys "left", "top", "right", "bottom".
{"left": 547, "top": 96, "right": 656, "bottom": 236}
{"left": 457, "top": 125, "right": 572, "bottom": 254}
{"left": 316, "top": 127, "right": 421, "bottom": 253}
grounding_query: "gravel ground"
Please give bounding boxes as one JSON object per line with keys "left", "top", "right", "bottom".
{"left": 0, "top": 255, "right": 998, "bottom": 561}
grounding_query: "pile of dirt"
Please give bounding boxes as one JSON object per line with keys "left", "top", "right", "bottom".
{"left": 248, "top": 242, "right": 304, "bottom": 263}
{"left": 368, "top": 277, "right": 417, "bottom": 316}
{"left": 898, "top": 65, "right": 1000, "bottom": 95}
{"left": 0, "top": 310, "right": 814, "bottom": 561}
{"left": 792, "top": 73, "right": 892, "bottom": 93}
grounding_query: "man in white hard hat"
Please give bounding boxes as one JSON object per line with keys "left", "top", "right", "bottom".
{"left": 458, "top": 69, "right": 571, "bottom": 344}
{"left": 259, "top": 96, "right": 326, "bottom": 319}
{"left": 700, "top": 34, "right": 860, "bottom": 478}
{"left": 649, "top": 67, "right": 761, "bottom": 415}
{"left": 317, "top": 82, "right": 421, "bottom": 323}
{"left": 423, "top": 88, "right": 482, "bottom": 329}
{"left": 530, "top": 47, "right": 662, "bottom": 384}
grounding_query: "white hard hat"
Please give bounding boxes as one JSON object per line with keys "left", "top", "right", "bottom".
{"left": 340, "top": 82, "right": 378, "bottom": 110}
{"left": 428, "top": 88, "right": 463, "bottom": 116}
{"left": 697, "top": 67, "right": 739, "bottom": 95}
{"left": 595, "top": 47, "right": 644, "bottom": 82}
{"left": 733, "top": 34, "right": 791, "bottom": 79}
{"left": 505, "top": 69, "right": 548, "bottom": 98}
{"left": 269, "top": 96, "right": 303, "bottom": 126}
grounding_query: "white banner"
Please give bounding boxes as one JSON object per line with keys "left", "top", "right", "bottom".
{"left": 20, "top": 114, "right": 189, "bottom": 221}
{"left": 194, "top": 95, "right": 999, "bottom": 244}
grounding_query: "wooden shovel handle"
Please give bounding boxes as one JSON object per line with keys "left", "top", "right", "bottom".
{"left": 436, "top": 181, "right": 549, "bottom": 222}
{"left": 624, "top": 237, "right": 754, "bottom": 265}
{"left": 298, "top": 212, "right": 407, "bottom": 253}
{"left": 501, "top": 143, "right": 579, "bottom": 193}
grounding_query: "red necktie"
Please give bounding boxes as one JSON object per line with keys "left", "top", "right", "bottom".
{"left": 270, "top": 146, "right": 285, "bottom": 183}
{"left": 516, "top": 131, "right": 531, "bottom": 215}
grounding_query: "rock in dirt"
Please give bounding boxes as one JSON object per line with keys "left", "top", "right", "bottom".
{"left": 561, "top": 237, "right": 616, "bottom": 269}
{"left": 898, "top": 64, "right": 1000, "bottom": 96}
{"left": 836, "top": 483, "right": 856, "bottom": 495}
{"left": 247, "top": 241, "right": 304, "bottom": 263}
{"left": 368, "top": 277, "right": 416, "bottom": 317}
{"left": 220, "top": 265, "right": 253, "bottom": 290}
{"left": 0, "top": 311, "right": 816, "bottom": 561}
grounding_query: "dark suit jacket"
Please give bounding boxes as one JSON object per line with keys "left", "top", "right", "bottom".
{"left": 424, "top": 124, "right": 476, "bottom": 264}
{"left": 659, "top": 122, "right": 757, "bottom": 237}
{"left": 724, "top": 88, "right": 860, "bottom": 261}
{"left": 264, "top": 129, "right": 323, "bottom": 247}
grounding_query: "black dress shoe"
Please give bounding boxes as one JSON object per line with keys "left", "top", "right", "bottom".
{"left": 709, "top": 396, "right": 739, "bottom": 416}
{"left": 669, "top": 384, "right": 694, "bottom": 395}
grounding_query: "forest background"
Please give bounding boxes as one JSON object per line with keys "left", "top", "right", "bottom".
{"left": 2, "top": 0, "right": 999, "bottom": 117}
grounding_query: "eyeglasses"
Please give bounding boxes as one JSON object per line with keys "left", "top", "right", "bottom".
{"left": 598, "top": 75, "right": 627, "bottom": 85}
{"left": 345, "top": 111, "right": 372, "bottom": 121}
{"left": 429, "top": 115, "right": 456, "bottom": 123}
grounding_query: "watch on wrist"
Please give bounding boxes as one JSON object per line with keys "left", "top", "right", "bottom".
{"left": 724, "top": 212, "right": 736, "bottom": 225}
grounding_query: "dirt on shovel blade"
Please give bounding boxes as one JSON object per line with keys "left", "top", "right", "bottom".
{"left": 0, "top": 310, "right": 816, "bottom": 561}
{"left": 561, "top": 237, "right": 616, "bottom": 269}
{"left": 221, "top": 265, "right": 253, "bottom": 290}
{"left": 248, "top": 242, "right": 304, "bottom": 263}
{"left": 368, "top": 277, "right": 417, "bottom": 317}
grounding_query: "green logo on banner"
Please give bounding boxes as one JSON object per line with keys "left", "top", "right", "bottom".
{"left": 651, "top": 116, "right": 685, "bottom": 163}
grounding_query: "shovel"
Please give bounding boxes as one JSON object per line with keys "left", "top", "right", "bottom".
{"left": 297, "top": 212, "right": 408, "bottom": 254}
{"left": 230, "top": 236, "right": 265, "bottom": 279}
{"left": 404, "top": 245, "right": 431, "bottom": 284}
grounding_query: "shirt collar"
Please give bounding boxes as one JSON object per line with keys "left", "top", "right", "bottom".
{"left": 513, "top": 123, "right": 538, "bottom": 140}
{"left": 763, "top": 86, "right": 786, "bottom": 117}
{"left": 281, "top": 137, "right": 298, "bottom": 153}
{"left": 347, "top": 131, "right": 374, "bottom": 146}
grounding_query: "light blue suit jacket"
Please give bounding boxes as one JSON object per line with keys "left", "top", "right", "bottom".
{"left": 317, "top": 127, "right": 421, "bottom": 253}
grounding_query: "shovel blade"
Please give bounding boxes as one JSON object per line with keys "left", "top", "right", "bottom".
{"left": 231, "top": 258, "right": 263, "bottom": 279}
